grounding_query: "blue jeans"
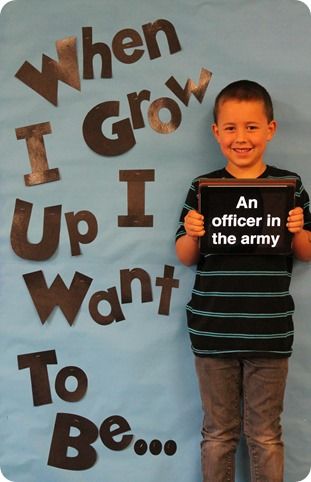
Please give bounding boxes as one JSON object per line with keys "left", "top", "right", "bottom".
{"left": 195, "top": 356, "right": 289, "bottom": 482}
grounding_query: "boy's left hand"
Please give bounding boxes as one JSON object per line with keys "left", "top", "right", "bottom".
{"left": 286, "top": 207, "right": 304, "bottom": 233}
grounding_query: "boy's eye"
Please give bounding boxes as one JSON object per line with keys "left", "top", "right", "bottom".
{"left": 247, "top": 125, "right": 258, "bottom": 131}
{"left": 224, "top": 126, "right": 235, "bottom": 132}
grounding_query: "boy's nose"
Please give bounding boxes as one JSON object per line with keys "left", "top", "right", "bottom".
{"left": 235, "top": 128, "right": 247, "bottom": 142}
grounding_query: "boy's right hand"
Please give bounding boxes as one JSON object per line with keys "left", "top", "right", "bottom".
{"left": 184, "top": 210, "right": 205, "bottom": 238}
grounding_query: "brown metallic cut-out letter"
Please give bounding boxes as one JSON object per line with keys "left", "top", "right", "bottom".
{"left": 166, "top": 68, "right": 212, "bottom": 106}
{"left": 118, "top": 169, "right": 155, "bottom": 227}
{"left": 120, "top": 268, "right": 153, "bottom": 303}
{"left": 17, "top": 350, "right": 58, "bottom": 406}
{"left": 23, "top": 271, "right": 93, "bottom": 325}
{"left": 65, "top": 210, "right": 98, "bottom": 256}
{"left": 48, "top": 413, "right": 98, "bottom": 470}
{"left": 15, "top": 36, "right": 80, "bottom": 106}
{"left": 10, "top": 199, "right": 61, "bottom": 261}
{"left": 127, "top": 90, "right": 151, "bottom": 129}
{"left": 156, "top": 265, "right": 179, "bottom": 315}
{"left": 83, "top": 101, "right": 136, "bottom": 156}
{"left": 82, "top": 26, "right": 112, "bottom": 79}
{"left": 148, "top": 97, "right": 181, "bottom": 134}
{"left": 15, "top": 122, "right": 60, "bottom": 186}
{"left": 99, "top": 415, "right": 133, "bottom": 451}
{"left": 55, "top": 366, "right": 88, "bottom": 402}
{"left": 89, "top": 288, "right": 125, "bottom": 325}
{"left": 142, "top": 19, "right": 182, "bottom": 59}
{"left": 112, "top": 28, "right": 144, "bottom": 64}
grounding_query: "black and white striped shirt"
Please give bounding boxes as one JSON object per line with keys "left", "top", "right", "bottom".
{"left": 176, "top": 165, "right": 311, "bottom": 358}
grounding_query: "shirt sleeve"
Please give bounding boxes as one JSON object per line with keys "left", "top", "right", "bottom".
{"left": 175, "top": 179, "right": 199, "bottom": 241}
{"left": 295, "top": 177, "right": 311, "bottom": 231}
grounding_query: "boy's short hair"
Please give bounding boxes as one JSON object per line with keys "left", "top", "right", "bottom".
{"left": 213, "top": 80, "right": 274, "bottom": 123}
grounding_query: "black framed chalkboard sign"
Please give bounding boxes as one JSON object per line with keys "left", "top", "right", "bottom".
{"left": 198, "top": 178, "right": 297, "bottom": 255}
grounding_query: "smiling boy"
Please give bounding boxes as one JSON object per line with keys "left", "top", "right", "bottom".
{"left": 175, "top": 80, "right": 311, "bottom": 482}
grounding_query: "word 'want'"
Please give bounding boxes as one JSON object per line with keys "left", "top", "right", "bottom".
{"left": 22, "top": 266, "right": 179, "bottom": 325}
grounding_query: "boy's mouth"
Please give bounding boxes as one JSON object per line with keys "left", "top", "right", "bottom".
{"left": 232, "top": 147, "right": 253, "bottom": 153}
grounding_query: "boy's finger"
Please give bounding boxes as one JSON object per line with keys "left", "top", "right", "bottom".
{"left": 188, "top": 229, "right": 205, "bottom": 237}
{"left": 289, "top": 207, "right": 303, "bottom": 214}
{"left": 189, "top": 226, "right": 204, "bottom": 233}
{"left": 190, "top": 209, "right": 204, "bottom": 217}
{"left": 287, "top": 216, "right": 303, "bottom": 224}
{"left": 186, "top": 218, "right": 204, "bottom": 227}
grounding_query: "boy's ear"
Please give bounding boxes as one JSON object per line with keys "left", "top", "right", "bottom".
{"left": 267, "top": 120, "right": 277, "bottom": 141}
{"left": 211, "top": 123, "right": 220, "bottom": 142}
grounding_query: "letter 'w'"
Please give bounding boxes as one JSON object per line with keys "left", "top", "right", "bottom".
{"left": 15, "top": 37, "right": 80, "bottom": 106}
{"left": 165, "top": 68, "right": 212, "bottom": 106}
{"left": 23, "top": 271, "right": 92, "bottom": 325}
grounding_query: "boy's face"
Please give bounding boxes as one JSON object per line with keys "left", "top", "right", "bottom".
{"left": 212, "top": 99, "right": 277, "bottom": 177}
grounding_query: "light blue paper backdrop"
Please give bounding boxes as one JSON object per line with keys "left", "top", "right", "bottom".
{"left": 0, "top": 1, "right": 310, "bottom": 481}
